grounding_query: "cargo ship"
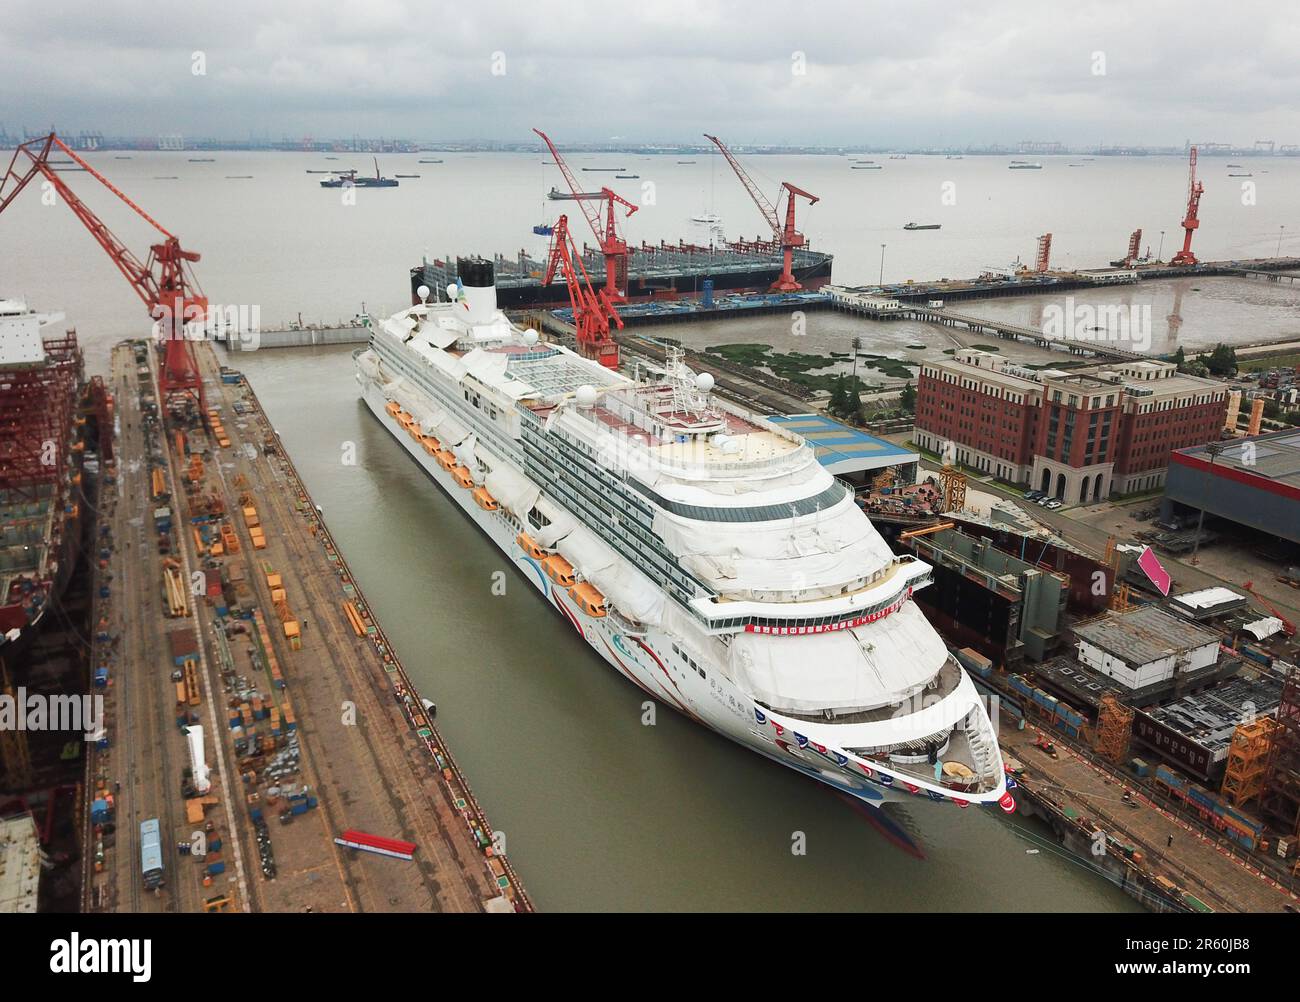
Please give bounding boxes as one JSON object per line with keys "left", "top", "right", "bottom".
{"left": 411, "top": 239, "right": 833, "bottom": 310}
{"left": 0, "top": 300, "right": 96, "bottom": 666}
{"left": 357, "top": 259, "right": 1009, "bottom": 814}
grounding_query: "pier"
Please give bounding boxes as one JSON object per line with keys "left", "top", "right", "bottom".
{"left": 86, "top": 339, "right": 528, "bottom": 913}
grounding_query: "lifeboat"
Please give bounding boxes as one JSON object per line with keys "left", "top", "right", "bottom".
{"left": 384, "top": 401, "right": 401, "bottom": 417}
{"left": 515, "top": 532, "right": 547, "bottom": 561}
{"left": 472, "top": 486, "right": 499, "bottom": 511}
{"left": 569, "top": 581, "right": 607, "bottom": 618}
{"left": 451, "top": 465, "right": 474, "bottom": 489}
{"left": 434, "top": 449, "right": 456, "bottom": 471}
{"left": 420, "top": 436, "right": 441, "bottom": 455}
{"left": 541, "top": 553, "right": 576, "bottom": 588}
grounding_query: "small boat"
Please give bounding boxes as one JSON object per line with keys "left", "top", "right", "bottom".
{"left": 677, "top": 160, "right": 697, "bottom": 164}
{"left": 188, "top": 157, "right": 215, "bottom": 162}
{"left": 903, "top": 222, "right": 941, "bottom": 230}
{"left": 153, "top": 176, "right": 179, "bottom": 180}
{"left": 1228, "top": 172, "right": 1253, "bottom": 177}
{"left": 615, "top": 174, "right": 639, "bottom": 179}
{"left": 889, "top": 154, "right": 907, "bottom": 160}
{"left": 1227, "top": 163, "right": 1242, "bottom": 167}
{"left": 326, "top": 156, "right": 338, "bottom": 159}
{"left": 532, "top": 223, "right": 554, "bottom": 236}
{"left": 418, "top": 159, "right": 444, "bottom": 164}
{"left": 851, "top": 164, "right": 882, "bottom": 170}
{"left": 225, "top": 175, "right": 253, "bottom": 179}
{"left": 395, "top": 174, "right": 421, "bottom": 178}
{"left": 582, "top": 167, "right": 625, "bottom": 172}
{"left": 692, "top": 212, "right": 722, "bottom": 224}
{"left": 946, "top": 155, "right": 963, "bottom": 160}
{"left": 320, "top": 157, "right": 398, "bottom": 188}
{"left": 1009, "top": 162, "right": 1043, "bottom": 170}
{"left": 114, "top": 155, "right": 132, "bottom": 159}
{"left": 305, "top": 169, "right": 335, "bottom": 173}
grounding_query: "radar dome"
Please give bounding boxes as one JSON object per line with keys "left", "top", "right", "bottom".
{"left": 523, "top": 328, "right": 540, "bottom": 345}
{"left": 445, "top": 283, "right": 459, "bottom": 300}
{"left": 575, "top": 384, "right": 598, "bottom": 408}
{"left": 695, "top": 372, "right": 715, "bottom": 392}
{"left": 416, "top": 284, "right": 430, "bottom": 302}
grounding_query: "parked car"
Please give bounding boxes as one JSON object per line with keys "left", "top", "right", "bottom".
{"left": 1044, "top": 499, "right": 1063, "bottom": 510}
{"left": 1023, "top": 490, "right": 1045, "bottom": 501}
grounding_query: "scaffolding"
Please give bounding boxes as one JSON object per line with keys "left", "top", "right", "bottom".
{"left": 938, "top": 464, "right": 966, "bottom": 512}
{"left": 1261, "top": 662, "right": 1300, "bottom": 835}
{"left": 1221, "top": 717, "right": 1277, "bottom": 808}
{"left": 1095, "top": 692, "right": 1135, "bottom": 763}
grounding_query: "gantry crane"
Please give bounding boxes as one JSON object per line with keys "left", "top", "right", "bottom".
{"left": 533, "top": 128, "right": 638, "bottom": 300}
{"left": 1170, "top": 146, "right": 1205, "bottom": 266}
{"left": 543, "top": 215, "right": 622, "bottom": 369}
{"left": 0, "top": 133, "right": 209, "bottom": 420}
{"left": 704, "top": 133, "right": 819, "bottom": 291}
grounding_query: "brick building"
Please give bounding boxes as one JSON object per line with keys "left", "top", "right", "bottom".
{"left": 914, "top": 350, "right": 1226, "bottom": 504}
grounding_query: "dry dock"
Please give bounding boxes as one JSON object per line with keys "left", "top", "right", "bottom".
{"left": 86, "top": 339, "right": 528, "bottom": 913}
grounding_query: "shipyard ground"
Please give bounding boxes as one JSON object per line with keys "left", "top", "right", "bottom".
{"left": 88, "top": 340, "right": 523, "bottom": 913}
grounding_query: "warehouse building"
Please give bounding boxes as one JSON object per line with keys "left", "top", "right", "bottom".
{"left": 1164, "top": 428, "right": 1300, "bottom": 547}
{"left": 1072, "top": 605, "right": 1222, "bottom": 692}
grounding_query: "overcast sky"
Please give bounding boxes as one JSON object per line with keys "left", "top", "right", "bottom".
{"left": 3, "top": 0, "right": 1297, "bottom": 147}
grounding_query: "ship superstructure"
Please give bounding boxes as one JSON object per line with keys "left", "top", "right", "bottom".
{"left": 356, "top": 261, "right": 1009, "bottom": 812}
{"left": 0, "top": 300, "right": 86, "bottom": 656}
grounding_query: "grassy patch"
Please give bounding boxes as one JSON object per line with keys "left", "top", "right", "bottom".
{"left": 706, "top": 342, "right": 851, "bottom": 392}
{"left": 1239, "top": 352, "right": 1300, "bottom": 373}
{"left": 970, "top": 344, "right": 1002, "bottom": 352}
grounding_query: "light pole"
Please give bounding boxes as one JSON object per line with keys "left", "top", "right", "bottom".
{"left": 1189, "top": 439, "right": 1225, "bottom": 566}
{"left": 1279, "top": 225, "right": 1286, "bottom": 258}
{"left": 1157, "top": 230, "right": 1165, "bottom": 262}
{"left": 879, "top": 243, "right": 886, "bottom": 286}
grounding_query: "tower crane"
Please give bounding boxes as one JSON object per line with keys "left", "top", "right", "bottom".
{"left": 703, "top": 133, "right": 818, "bottom": 292}
{"left": 543, "top": 215, "right": 622, "bottom": 369}
{"left": 1170, "top": 145, "right": 1205, "bottom": 267}
{"left": 0, "top": 133, "right": 208, "bottom": 419}
{"left": 533, "top": 128, "right": 638, "bottom": 301}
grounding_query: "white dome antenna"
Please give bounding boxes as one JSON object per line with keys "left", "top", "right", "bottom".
{"left": 446, "top": 282, "right": 459, "bottom": 301}
{"left": 575, "top": 384, "right": 598, "bottom": 408}
{"left": 416, "top": 284, "right": 430, "bottom": 305}
{"left": 695, "top": 372, "right": 715, "bottom": 393}
{"left": 523, "top": 328, "right": 540, "bottom": 346}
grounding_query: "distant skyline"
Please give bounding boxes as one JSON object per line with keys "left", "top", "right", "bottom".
{"left": 3, "top": 0, "right": 1298, "bottom": 149}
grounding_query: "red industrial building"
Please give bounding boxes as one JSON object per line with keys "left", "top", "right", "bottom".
{"left": 914, "top": 349, "right": 1227, "bottom": 504}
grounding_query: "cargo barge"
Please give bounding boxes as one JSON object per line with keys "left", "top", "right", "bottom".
{"left": 410, "top": 239, "right": 833, "bottom": 310}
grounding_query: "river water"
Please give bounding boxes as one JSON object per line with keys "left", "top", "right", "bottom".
{"left": 10, "top": 149, "right": 1280, "bottom": 910}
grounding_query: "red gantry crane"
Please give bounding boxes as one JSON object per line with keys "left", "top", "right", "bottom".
{"left": 0, "top": 133, "right": 209, "bottom": 419}
{"left": 1170, "top": 146, "right": 1205, "bottom": 267}
{"left": 533, "top": 128, "right": 638, "bottom": 301}
{"left": 703, "top": 133, "right": 819, "bottom": 292}
{"left": 543, "top": 215, "right": 622, "bottom": 369}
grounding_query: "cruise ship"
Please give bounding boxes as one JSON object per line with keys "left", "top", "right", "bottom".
{"left": 355, "top": 260, "right": 1011, "bottom": 813}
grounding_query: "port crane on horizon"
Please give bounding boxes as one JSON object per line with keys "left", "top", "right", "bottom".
{"left": 1171, "top": 145, "right": 1205, "bottom": 267}
{"left": 0, "top": 132, "right": 209, "bottom": 419}
{"left": 543, "top": 214, "right": 622, "bottom": 369}
{"left": 703, "top": 133, "right": 819, "bottom": 292}
{"left": 533, "top": 128, "right": 638, "bottom": 301}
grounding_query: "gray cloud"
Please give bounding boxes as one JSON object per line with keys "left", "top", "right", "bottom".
{"left": 2, "top": 0, "right": 1297, "bottom": 146}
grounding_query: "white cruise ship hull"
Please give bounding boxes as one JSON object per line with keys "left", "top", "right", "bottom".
{"left": 357, "top": 371, "right": 994, "bottom": 812}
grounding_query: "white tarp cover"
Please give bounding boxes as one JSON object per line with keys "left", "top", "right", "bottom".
{"left": 531, "top": 497, "right": 577, "bottom": 547}
{"left": 422, "top": 324, "right": 459, "bottom": 350}
{"left": 436, "top": 413, "right": 471, "bottom": 446}
{"left": 383, "top": 315, "right": 417, "bottom": 340}
{"left": 423, "top": 410, "right": 454, "bottom": 436}
{"left": 453, "top": 432, "right": 478, "bottom": 470}
{"left": 485, "top": 464, "right": 541, "bottom": 519}
{"left": 589, "top": 563, "right": 667, "bottom": 626}
{"left": 461, "top": 348, "right": 510, "bottom": 382}
{"left": 556, "top": 527, "right": 618, "bottom": 578}
{"left": 654, "top": 501, "right": 894, "bottom": 598}
{"left": 1244, "top": 617, "right": 1284, "bottom": 641}
{"left": 728, "top": 601, "right": 946, "bottom": 713}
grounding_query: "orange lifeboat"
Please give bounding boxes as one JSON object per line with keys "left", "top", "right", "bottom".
{"left": 451, "top": 465, "right": 474, "bottom": 489}
{"left": 384, "top": 401, "right": 401, "bottom": 417}
{"left": 434, "top": 448, "right": 456, "bottom": 471}
{"left": 515, "top": 532, "right": 547, "bottom": 561}
{"left": 420, "top": 436, "right": 441, "bottom": 455}
{"left": 569, "top": 581, "right": 608, "bottom": 618}
{"left": 472, "top": 486, "right": 499, "bottom": 511}
{"left": 541, "top": 553, "right": 576, "bottom": 588}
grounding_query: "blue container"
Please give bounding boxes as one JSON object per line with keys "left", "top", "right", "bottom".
{"left": 206, "top": 861, "right": 226, "bottom": 875}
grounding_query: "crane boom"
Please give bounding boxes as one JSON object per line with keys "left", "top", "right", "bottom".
{"left": 0, "top": 133, "right": 209, "bottom": 418}
{"left": 533, "top": 128, "right": 637, "bottom": 300}
{"left": 542, "top": 215, "right": 621, "bottom": 369}
{"left": 703, "top": 132, "right": 819, "bottom": 291}
{"left": 1170, "top": 146, "right": 1204, "bottom": 266}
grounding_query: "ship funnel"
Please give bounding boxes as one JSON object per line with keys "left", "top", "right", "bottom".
{"left": 456, "top": 257, "right": 497, "bottom": 324}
